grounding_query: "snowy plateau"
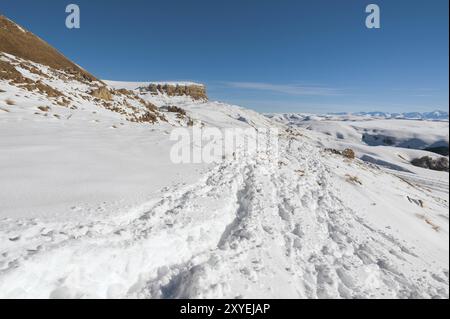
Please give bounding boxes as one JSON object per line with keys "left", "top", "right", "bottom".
{"left": 0, "top": 15, "right": 449, "bottom": 299}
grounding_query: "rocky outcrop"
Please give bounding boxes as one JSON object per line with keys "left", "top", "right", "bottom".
{"left": 0, "top": 58, "right": 64, "bottom": 98}
{"left": 89, "top": 87, "right": 113, "bottom": 101}
{"left": 411, "top": 156, "right": 449, "bottom": 172}
{"left": 144, "top": 83, "right": 207, "bottom": 101}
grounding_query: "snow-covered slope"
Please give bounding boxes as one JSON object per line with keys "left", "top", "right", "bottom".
{"left": 1, "top": 17, "right": 448, "bottom": 299}
{"left": 1, "top": 80, "right": 448, "bottom": 298}
{"left": 267, "top": 113, "right": 449, "bottom": 173}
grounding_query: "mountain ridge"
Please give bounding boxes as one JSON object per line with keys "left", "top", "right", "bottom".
{"left": 0, "top": 15, "right": 98, "bottom": 83}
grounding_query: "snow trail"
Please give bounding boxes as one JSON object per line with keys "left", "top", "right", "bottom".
{"left": 1, "top": 131, "right": 447, "bottom": 299}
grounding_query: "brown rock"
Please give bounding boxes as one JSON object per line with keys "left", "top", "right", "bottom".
{"left": 144, "top": 83, "right": 207, "bottom": 100}
{"left": 90, "top": 87, "right": 113, "bottom": 101}
{"left": 342, "top": 148, "right": 356, "bottom": 159}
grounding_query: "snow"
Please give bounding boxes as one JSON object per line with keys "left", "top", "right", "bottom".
{"left": 267, "top": 113, "right": 449, "bottom": 174}
{"left": 353, "top": 110, "right": 449, "bottom": 121}
{"left": 0, "top": 118, "right": 205, "bottom": 220}
{"left": 307, "top": 118, "right": 448, "bottom": 149}
{"left": 266, "top": 113, "right": 449, "bottom": 148}
{"left": 268, "top": 111, "right": 449, "bottom": 121}
{"left": 0, "top": 69, "right": 449, "bottom": 298}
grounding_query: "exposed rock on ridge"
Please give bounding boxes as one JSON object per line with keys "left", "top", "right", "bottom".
{"left": 144, "top": 83, "right": 207, "bottom": 100}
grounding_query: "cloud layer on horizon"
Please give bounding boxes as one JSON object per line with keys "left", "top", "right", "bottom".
{"left": 223, "top": 81, "right": 343, "bottom": 96}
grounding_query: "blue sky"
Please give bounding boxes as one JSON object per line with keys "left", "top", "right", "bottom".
{"left": 1, "top": 0, "right": 448, "bottom": 113}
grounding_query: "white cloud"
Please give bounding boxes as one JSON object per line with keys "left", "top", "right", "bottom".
{"left": 223, "top": 82, "right": 343, "bottom": 96}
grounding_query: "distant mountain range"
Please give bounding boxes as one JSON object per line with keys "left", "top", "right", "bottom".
{"left": 266, "top": 110, "right": 449, "bottom": 124}
{"left": 332, "top": 110, "right": 448, "bottom": 121}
